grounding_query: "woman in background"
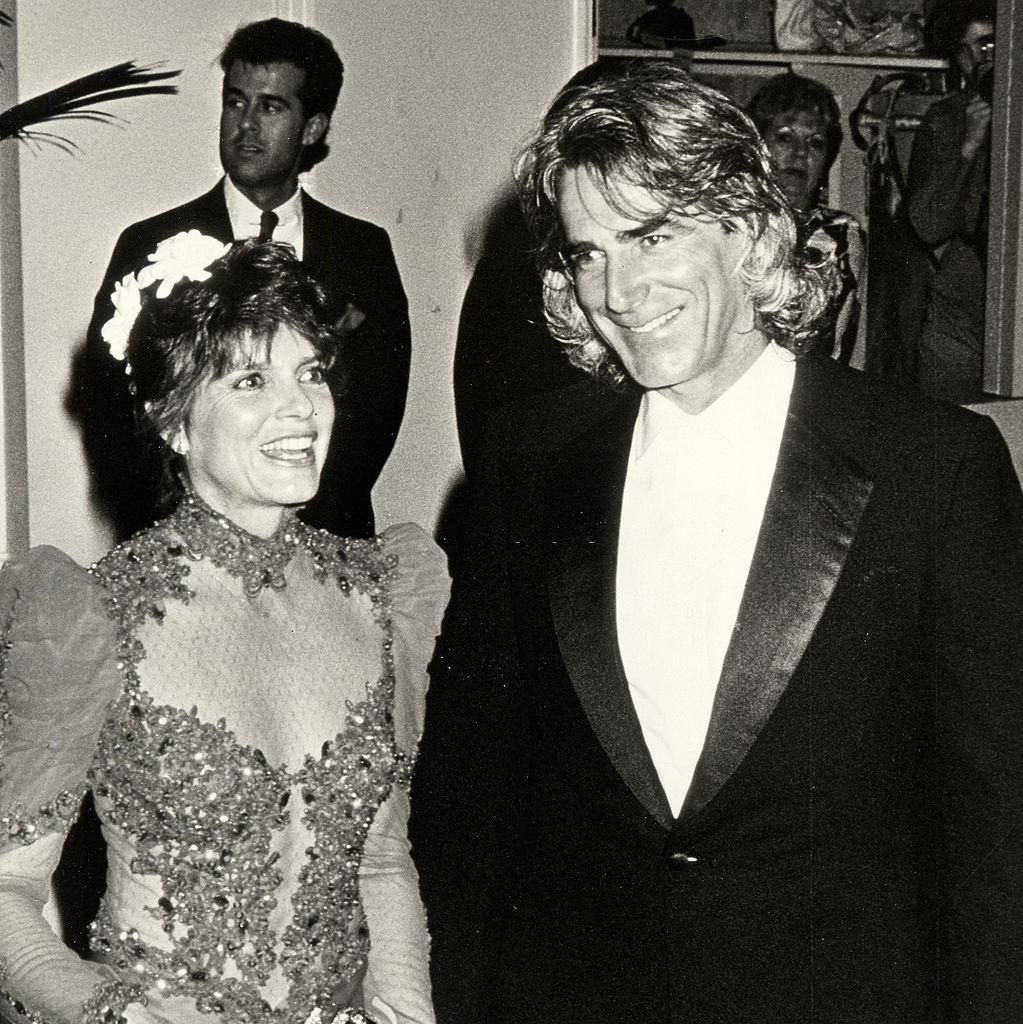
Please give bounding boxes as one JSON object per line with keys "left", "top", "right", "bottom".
{"left": 749, "top": 72, "right": 866, "bottom": 362}
{"left": 0, "top": 234, "right": 446, "bottom": 1024}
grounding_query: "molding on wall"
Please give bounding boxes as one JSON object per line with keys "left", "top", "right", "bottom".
{"left": 275, "top": 0, "right": 314, "bottom": 25}
{"left": 1, "top": 0, "right": 30, "bottom": 554}
{"left": 575, "top": 0, "right": 597, "bottom": 68}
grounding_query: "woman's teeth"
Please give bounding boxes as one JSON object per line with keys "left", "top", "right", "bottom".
{"left": 260, "top": 436, "right": 314, "bottom": 460}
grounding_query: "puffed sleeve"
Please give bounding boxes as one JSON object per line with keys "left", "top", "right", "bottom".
{"left": 359, "top": 524, "right": 449, "bottom": 1024}
{"left": 0, "top": 547, "right": 141, "bottom": 1023}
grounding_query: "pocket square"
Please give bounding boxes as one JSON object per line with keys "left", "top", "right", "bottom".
{"left": 334, "top": 301, "right": 366, "bottom": 334}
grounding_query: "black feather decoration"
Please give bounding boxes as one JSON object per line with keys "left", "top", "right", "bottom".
{"left": 0, "top": 61, "right": 180, "bottom": 151}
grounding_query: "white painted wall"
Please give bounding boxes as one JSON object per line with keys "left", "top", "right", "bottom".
{"left": 16, "top": 1, "right": 583, "bottom": 563}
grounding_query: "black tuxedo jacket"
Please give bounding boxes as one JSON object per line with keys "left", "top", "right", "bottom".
{"left": 410, "top": 355, "right": 1023, "bottom": 1023}
{"left": 80, "top": 181, "right": 410, "bottom": 539}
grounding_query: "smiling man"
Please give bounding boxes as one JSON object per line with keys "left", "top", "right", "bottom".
{"left": 82, "top": 18, "right": 410, "bottom": 541}
{"left": 410, "top": 61, "right": 1023, "bottom": 1024}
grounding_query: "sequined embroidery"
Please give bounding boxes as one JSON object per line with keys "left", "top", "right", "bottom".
{"left": 1, "top": 788, "right": 85, "bottom": 849}
{"left": 82, "top": 503, "right": 400, "bottom": 1022}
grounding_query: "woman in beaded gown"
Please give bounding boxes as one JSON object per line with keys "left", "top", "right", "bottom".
{"left": 0, "top": 235, "right": 448, "bottom": 1024}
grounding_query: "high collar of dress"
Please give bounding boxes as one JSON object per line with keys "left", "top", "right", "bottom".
{"left": 168, "top": 491, "right": 303, "bottom": 598}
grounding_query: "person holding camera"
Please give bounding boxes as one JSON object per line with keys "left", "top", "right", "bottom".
{"left": 907, "top": 0, "right": 994, "bottom": 402}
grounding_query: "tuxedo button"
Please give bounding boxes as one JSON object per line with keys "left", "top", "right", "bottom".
{"left": 668, "top": 851, "right": 698, "bottom": 869}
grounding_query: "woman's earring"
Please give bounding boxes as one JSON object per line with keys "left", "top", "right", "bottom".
{"left": 167, "top": 429, "right": 189, "bottom": 456}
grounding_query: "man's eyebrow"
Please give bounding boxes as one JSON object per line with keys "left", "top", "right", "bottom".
{"left": 561, "top": 213, "right": 675, "bottom": 254}
{"left": 223, "top": 85, "right": 292, "bottom": 106}
{"left": 562, "top": 239, "right": 596, "bottom": 255}
{"left": 620, "top": 212, "right": 672, "bottom": 240}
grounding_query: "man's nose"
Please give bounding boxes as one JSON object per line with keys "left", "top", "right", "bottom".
{"left": 788, "top": 138, "right": 809, "bottom": 162}
{"left": 239, "top": 103, "right": 259, "bottom": 133}
{"left": 604, "top": 253, "right": 649, "bottom": 315}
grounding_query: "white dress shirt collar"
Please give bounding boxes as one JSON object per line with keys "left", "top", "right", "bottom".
{"left": 633, "top": 342, "right": 798, "bottom": 461}
{"left": 223, "top": 176, "right": 304, "bottom": 259}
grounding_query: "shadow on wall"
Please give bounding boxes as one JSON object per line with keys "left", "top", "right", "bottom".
{"left": 65, "top": 329, "right": 164, "bottom": 542}
{"left": 436, "top": 188, "right": 589, "bottom": 572}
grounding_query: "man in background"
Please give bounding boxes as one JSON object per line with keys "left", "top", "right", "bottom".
{"left": 908, "top": 0, "right": 995, "bottom": 402}
{"left": 80, "top": 17, "right": 409, "bottom": 539}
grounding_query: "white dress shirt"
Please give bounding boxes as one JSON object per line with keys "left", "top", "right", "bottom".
{"left": 224, "top": 176, "right": 304, "bottom": 259}
{"left": 616, "top": 343, "right": 796, "bottom": 816}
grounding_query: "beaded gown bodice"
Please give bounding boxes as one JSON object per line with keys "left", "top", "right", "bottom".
{"left": 0, "top": 497, "right": 447, "bottom": 1024}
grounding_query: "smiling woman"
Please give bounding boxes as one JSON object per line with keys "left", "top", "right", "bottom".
{"left": 0, "top": 236, "right": 447, "bottom": 1024}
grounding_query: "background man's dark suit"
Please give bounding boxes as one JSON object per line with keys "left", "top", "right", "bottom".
{"left": 80, "top": 181, "right": 410, "bottom": 539}
{"left": 410, "top": 355, "right": 1023, "bottom": 1023}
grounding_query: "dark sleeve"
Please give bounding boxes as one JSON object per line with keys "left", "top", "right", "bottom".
{"left": 906, "top": 102, "right": 976, "bottom": 248}
{"left": 454, "top": 261, "right": 583, "bottom": 478}
{"left": 932, "top": 417, "right": 1023, "bottom": 1017}
{"left": 409, "top": 419, "right": 530, "bottom": 1024}
{"left": 453, "top": 258, "right": 505, "bottom": 474}
{"left": 302, "top": 229, "right": 410, "bottom": 538}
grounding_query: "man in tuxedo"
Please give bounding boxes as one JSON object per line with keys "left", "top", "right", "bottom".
{"left": 82, "top": 17, "right": 409, "bottom": 539}
{"left": 410, "top": 62, "right": 1023, "bottom": 1023}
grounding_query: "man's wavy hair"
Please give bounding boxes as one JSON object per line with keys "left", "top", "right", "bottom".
{"left": 127, "top": 239, "right": 338, "bottom": 509}
{"left": 514, "top": 61, "right": 828, "bottom": 384}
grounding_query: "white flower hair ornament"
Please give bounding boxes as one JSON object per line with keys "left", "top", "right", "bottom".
{"left": 100, "top": 229, "right": 231, "bottom": 373}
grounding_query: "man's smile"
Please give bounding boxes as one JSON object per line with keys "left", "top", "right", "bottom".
{"left": 627, "top": 307, "right": 683, "bottom": 334}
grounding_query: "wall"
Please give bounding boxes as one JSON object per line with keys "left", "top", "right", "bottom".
{"left": 970, "top": 400, "right": 1023, "bottom": 483}
{"left": 16, "top": 1, "right": 584, "bottom": 563}
{"left": 309, "top": 3, "right": 585, "bottom": 535}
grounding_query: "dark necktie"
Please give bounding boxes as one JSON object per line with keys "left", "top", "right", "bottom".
{"left": 258, "top": 209, "right": 279, "bottom": 242}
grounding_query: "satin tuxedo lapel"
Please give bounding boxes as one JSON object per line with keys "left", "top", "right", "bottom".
{"left": 545, "top": 393, "right": 675, "bottom": 829}
{"left": 680, "top": 372, "right": 874, "bottom": 821}
{"left": 300, "top": 192, "right": 331, "bottom": 279}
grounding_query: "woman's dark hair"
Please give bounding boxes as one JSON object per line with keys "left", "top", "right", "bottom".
{"left": 127, "top": 239, "right": 337, "bottom": 507}
{"left": 747, "top": 72, "right": 844, "bottom": 173}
